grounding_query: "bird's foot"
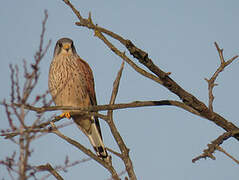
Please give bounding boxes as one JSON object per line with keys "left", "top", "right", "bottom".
{"left": 59, "top": 112, "right": 71, "bottom": 119}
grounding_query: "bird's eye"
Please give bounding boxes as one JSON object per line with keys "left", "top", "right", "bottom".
{"left": 59, "top": 43, "right": 62, "bottom": 47}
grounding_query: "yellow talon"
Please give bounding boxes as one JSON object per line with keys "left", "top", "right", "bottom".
{"left": 65, "top": 112, "right": 71, "bottom": 119}
{"left": 60, "top": 112, "right": 71, "bottom": 119}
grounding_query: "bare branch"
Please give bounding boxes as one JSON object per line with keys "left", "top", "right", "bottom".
{"left": 192, "top": 129, "right": 239, "bottom": 163}
{"left": 1, "top": 100, "right": 202, "bottom": 140}
{"left": 36, "top": 157, "right": 91, "bottom": 180}
{"left": 37, "top": 163, "right": 64, "bottom": 180}
{"left": 216, "top": 146, "right": 239, "bottom": 165}
{"left": 94, "top": 29, "right": 163, "bottom": 85}
{"left": 106, "top": 147, "right": 123, "bottom": 159}
{"left": 63, "top": 0, "right": 162, "bottom": 85}
{"left": 2, "top": 1, "right": 239, "bottom": 179}
{"left": 2, "top": 100, "right": 16, "bottom": 131}
{"left": 62, "top": 0, "right": 239, "bottom": 141}
{"left": 106, "top": 62, "right": 136, "bottom": 180}
{"left": 109, "top": 61, "right": 125, "bottom": 105}
{"left": 9, "top": 64, "right": 16, "bottom": 103}
{"left": 205, "top": 42, "right": 239, "bottom": 112}
{"left": 1, "top": 11, "right": 53, "bottom": 180}
{"left": 11, "top": 100, "right": 200, "bottom": 116}
{"left": 0, "top": 151, "right": 18, "bottom": 179}
{"left": 49, "top": 122, "right": 120, "bottom": 180}
{"left": 21, "top": 10, "right": 51, "bottom": 104}
{"left": 107, "top": 170, "right": 127, "bottom": 180}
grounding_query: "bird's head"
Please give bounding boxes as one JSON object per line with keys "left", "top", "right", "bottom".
{"left": 54, "top": 38, "right": 77, "bottom": 56}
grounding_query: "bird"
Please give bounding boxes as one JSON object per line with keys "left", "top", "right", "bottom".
{"left": 48, "top": 37, "right": 109, "bottom": 161}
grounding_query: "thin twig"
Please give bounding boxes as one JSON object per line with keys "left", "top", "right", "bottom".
{"left": 216, "top": 146, "right": 239, "bottom": 165}
{"left": 37, "top": 163, "right": 64, "bottom": 180}
{"left": 106, "top": 147, "right": 123, "bottom": 159}
{"left": 37, "top": 157, "right": 91, "bottom": 180}
{"left": 22, "top": 10, "right": 51, "bottom": 104}
{"left": 109, "top": 61, "right": 125, "bottom": 105}
{"left": 205, "top": 42, "right": 239, "bottom": 112}
{"left": 106, "top": 62, "right": 136, "bottom": 180}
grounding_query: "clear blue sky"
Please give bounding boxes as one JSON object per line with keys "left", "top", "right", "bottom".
{"left": 1, "top": 0, "right": 239, "bottom": 179}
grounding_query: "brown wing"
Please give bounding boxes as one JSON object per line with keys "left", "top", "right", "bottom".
{"left": 76, "top": 57, "right": 97, "bottom": 106}
{"left": 76, "top": 57, "right": 103, "bottom": 137}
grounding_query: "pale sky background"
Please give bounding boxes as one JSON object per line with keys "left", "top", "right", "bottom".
{"left": 0, "top": 0, "right": 239, "bottom": 179}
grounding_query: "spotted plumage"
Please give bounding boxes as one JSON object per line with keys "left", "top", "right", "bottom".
{"left": 48, "top": 38, "right": 108, "bottom": 160}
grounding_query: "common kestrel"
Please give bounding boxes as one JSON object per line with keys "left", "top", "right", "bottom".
{"left": 48, "top": 38, "right": 108, "bottom": 161}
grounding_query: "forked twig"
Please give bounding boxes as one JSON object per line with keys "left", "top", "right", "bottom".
{"left": 192, "top": 129, "right": 239, "bottom": 163}
{"left": 205, "top": 42, "right": 239, "bottom": 112}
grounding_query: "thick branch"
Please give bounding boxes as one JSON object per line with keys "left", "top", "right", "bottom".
{"left": 62, "top": 0, "right": 239, "bottom": 140}
{"left": 12, "top": 100, "right": 200, "bottom": 116}
{"left": 1, "top": 100, "right": 202, "bottom": 140}
{"left": 3, "top": 100, "right": 197, "bottom": 139}
{"left": 63, "top": 0, "right": 162, "bottom": 85}
{"left": 123, "top": 41, "right": 239, "bottom": 140}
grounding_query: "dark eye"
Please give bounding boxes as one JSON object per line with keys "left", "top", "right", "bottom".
{"left": 59, "top": 43, "right": 62, "bottom": 47}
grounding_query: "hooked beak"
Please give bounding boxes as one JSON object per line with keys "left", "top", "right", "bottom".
{"left": 63, "top": 43, "right": 70, "bottom": 51}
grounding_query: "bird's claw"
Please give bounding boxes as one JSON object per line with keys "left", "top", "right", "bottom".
{"left": 60, "top": 112, "right": 71, "bottom": 119}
